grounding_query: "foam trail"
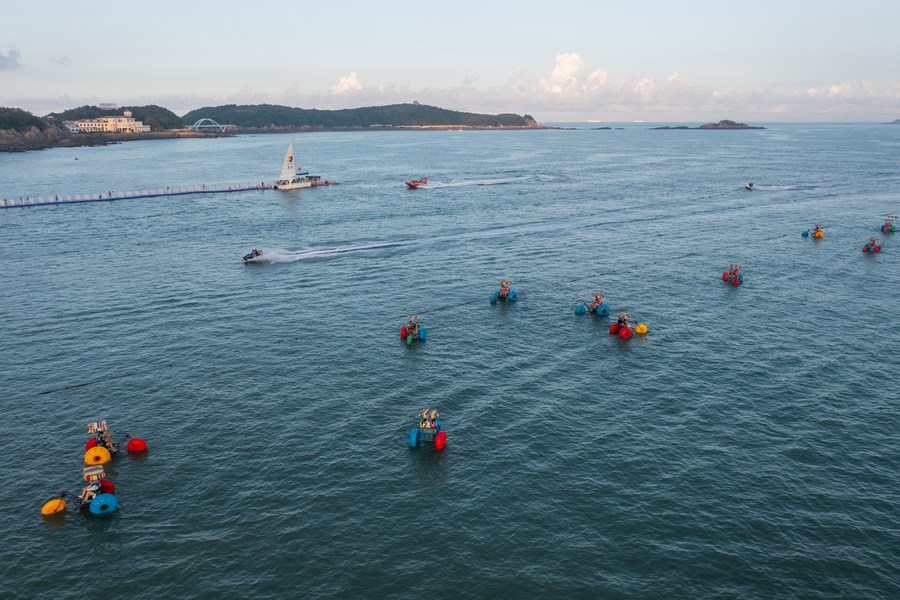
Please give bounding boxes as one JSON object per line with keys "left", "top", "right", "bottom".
{"left": 246, "top": 241, "right": 421, "bottom": 264}
{"left": 428, "top": 177, "right": 527, "bottom": 188}
{"left": 249, "top": 198, "right": 758, "bottom": 265}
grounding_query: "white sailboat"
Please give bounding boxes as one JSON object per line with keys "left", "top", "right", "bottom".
{"left": 273, "top": 139, "right": 313, "bottom": 190}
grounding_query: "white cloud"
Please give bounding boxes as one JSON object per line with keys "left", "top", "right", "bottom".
{"left": 331, "top": 72, "right": 363, "bottom": 95}
{"left": 538, "top": 53, "right": 584, "bottom": 95}
{"left": 12, "top": 53, "right": 900, "bottom": 122}
{"left": 0, "top": 46, "right": 22, "bottom": 70}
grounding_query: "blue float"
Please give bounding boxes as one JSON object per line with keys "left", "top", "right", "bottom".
{"left": 490, "top": 289, "right": 518, "bottom": 304}
{"left": 575, "top": 302, "right": 610, "bottom": 316}
{"left": 89, "top": 493, "right": 119, "bottom": 515}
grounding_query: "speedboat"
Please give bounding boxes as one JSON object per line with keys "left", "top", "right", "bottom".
{"left": 405, "top": 177, "right": 427, "bottom": 189}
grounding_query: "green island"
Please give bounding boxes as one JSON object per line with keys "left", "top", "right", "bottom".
{"left": 0, "top": 103, "right": 541, "bottom": 152}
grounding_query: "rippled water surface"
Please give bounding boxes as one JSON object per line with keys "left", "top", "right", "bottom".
{"left": 2, "top": 125, "right": 899, "bottom": 598}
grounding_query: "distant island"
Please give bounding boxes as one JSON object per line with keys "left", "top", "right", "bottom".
{"left": 650, "top": 120, "right": 765, "bottom": 130}
{"left": 0, "top": 103, "right": 542, "bottom": 152}
{"left": 886, "top": 119, "right": 900, "bottom": 124}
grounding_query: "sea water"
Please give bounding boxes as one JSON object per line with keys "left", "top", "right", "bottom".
{"left": 1, "top": 124, "right": 899, "bottom": 598}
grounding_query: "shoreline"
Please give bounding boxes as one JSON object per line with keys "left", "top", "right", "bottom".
{"left": 0, "top": 124, "right": 550, "bottom": 153}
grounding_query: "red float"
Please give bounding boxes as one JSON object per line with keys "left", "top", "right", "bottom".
{"left": 722, "top": 272, "right": 728, "bottom": 281}
{"left": 85, "top": 438, "right": 97, "bottom": 451}
{"left": 618, "top": 326, "right": 633, "bottom": 339}
{"left": 99, "top": 479, "right": 115, "bottom": 494}
{"left": 732, "top": 279, "right": 741, "bottom": 286}
{"left": 126, "top": 438, "right": 148, "bottom": 453}
{"left": 609, "top": 323, "right": 620, "bottom": 335}
{"left": 400, "top": 326, "right": 408, "bottom": 340}
{"left": 434, "top": 430, "right": 447, "bottom": 451}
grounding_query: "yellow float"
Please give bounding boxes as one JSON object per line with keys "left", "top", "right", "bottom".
{"left": 84, "top": 446, "right": 111, "bottom": 465}
{"left": 813, "top": 230, "right": 824, "bottom": 239}
{"left": 41, "top": 497, "right": 67, "bottom": 516}
{"left": 635, "top": 323, "right": 648, "bottom": 334}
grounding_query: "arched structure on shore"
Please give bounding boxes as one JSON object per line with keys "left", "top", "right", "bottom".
{"left": 188, "top": 118, "right": 231, "bottom": 133}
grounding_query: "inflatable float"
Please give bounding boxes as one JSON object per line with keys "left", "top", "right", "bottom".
{"left": 408, "top": 409, "right": 446, "bottom": 450}
{"left": 575, "top": 302, "right": 610, "bottom": 316}
{"left": 400, "top": 315, "right": 426, "bottom": 345}
{"left": 42, "top": 492, "right": 119, "bottom": 517}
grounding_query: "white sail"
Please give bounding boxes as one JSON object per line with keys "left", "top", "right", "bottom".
{"left": 279, "top": 139, "right": 298, "bottom": 180}
{"left": 272, "top": 138, "right": 331, "bottom": 190}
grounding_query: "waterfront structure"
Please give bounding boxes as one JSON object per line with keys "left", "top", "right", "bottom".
{"left": 64, "top": 111, "right": 151, "bottom": 133}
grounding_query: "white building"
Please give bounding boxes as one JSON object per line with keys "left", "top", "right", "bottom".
{"left": 66, "top": 110, "right": 151, "bottom": 133}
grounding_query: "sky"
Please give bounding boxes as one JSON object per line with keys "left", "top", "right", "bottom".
{"left": 1, "top": 0, "right": 898, "bottom": 122}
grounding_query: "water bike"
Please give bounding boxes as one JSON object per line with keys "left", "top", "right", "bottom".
{"left": 41, "top": 465, "right": 119, "bottom": 517}
{"left": 862, "top": 242, "right": 882, "bottom": 253}
{"left": 400, "top": 315, "right": 426, "bottom": 345}
{"left": 575, "top": 294, "right": 610, "bottom": 316}
{"left": 84, "top": 420, "right": 148, "bottom": 465}
{"left": 243, "top": 248, "right": 265, "bottom": 262}
{"left": 802, "top": 226, "right": 825, "bottom": 239}
{"left": 405, "top": 177, "right": 427, "bottom": 189}
{"left": 881, "top": 214, "right": 896, "bottom": 234}
{"left": 490, "top": 280, "right": 518, "bottom": 304}
{"left": 608, "top": 316, "right": 648, "bottom": 339}
{"left": 745, "top": 183, "right": 754, "bottom": 190}
{"left": 42, "top": 491, "right": 119, "bottom": 517}
{"left": 722, "top": 265, "right": 743, "bottom": 286}
{"left": 408, "top": 409, "right": 446, "bottom": 450}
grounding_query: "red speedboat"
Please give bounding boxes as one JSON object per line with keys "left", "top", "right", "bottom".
{"left": 405, "top": 177, "right": 427, "bottom": 189}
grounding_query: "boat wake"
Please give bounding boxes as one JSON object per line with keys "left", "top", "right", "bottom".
{"left": 247, "top": 215, "right": 618, "bottom": 265}
{"left": 428, "top": 177, "right": 526, "bottom": 189}
{"left": 745, "top": 184, "right": 814, "bottom": 191}
{"left": 245, "top": 241, "right": 421, "bottom": 264}
{"left": 249, "top": 191, "right": 793, "bottom": 266}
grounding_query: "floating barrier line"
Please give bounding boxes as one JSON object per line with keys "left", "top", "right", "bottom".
{"left": 1, "top": 182, "right": 274, "bottom": 209}
{"left": 39, "top": 370, "right": 138, "bottom": 395}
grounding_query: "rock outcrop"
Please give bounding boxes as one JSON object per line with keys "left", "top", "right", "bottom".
{"left": 698, "top": 120, "right": 764, "bottom": 129}
{"left": 0, "top": 125, "right": 67, "bottom": 152}
{"left": 651, "top": 120, "right": 764, "bottom": 130}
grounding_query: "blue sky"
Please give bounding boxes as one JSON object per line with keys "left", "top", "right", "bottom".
{"left": 1, "top": 0, "right": 898, "bottom": 121}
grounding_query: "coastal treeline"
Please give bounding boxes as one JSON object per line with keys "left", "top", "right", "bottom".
{"left": 0, "top": 102, "right": 538, "bottom": 151}
{"left": 48, "top": 105, "right": 183, "bottom": 131}
{"left": 0, "top": 107, "right": 46, "bottom": 131}
{"left": 181, "top": 103, "right": 536, "bottom": 129}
